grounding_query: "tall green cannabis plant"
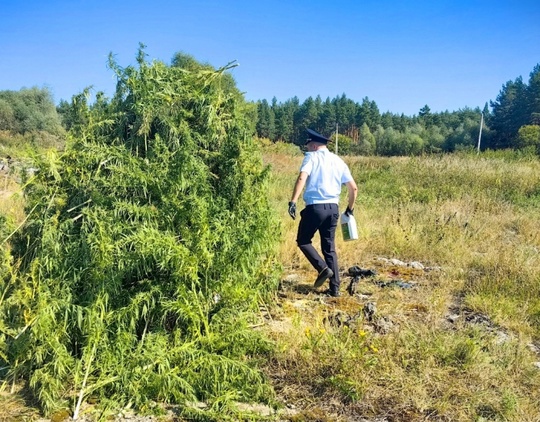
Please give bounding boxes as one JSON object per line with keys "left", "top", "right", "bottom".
{"left": 0, "top": 46, "right": 279, "bottom": 419}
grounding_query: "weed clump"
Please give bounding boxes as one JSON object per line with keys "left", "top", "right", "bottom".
{"left": 0, "top": 47, "right": 279, "bottom": 419}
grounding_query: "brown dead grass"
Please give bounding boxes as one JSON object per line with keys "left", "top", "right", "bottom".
{"left": 0, "top": 172, "right": 25, "bottom": 228}
{"left": 0, "top": 387, "right": 40, "bottom": 421}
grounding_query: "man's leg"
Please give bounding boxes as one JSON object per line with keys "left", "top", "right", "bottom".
{"left": 297, "top": 205, "right": 327, "bottom": 272}
{"left": 319, "top": 204, "right": 340, "bottom": 293}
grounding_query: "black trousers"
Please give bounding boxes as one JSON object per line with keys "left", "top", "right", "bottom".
{"left": 296, "top": 203, "right": 340, "bottom": 292}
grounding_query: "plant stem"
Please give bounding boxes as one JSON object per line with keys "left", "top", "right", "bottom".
{"left": 73, "top": 341, "right": 97, "bottom": 420}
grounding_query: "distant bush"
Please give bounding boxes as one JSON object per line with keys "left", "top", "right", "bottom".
{"left": 257, "top": 137, "right": 303, "bottom": 156}
{"left": 516, "top": 125, "right": 540, "bottom": 152}
{"left": 0, "top": 130, "right": 64, "bottom": 155}
{"left": 0, "top": 87, "right": 65, "bottom": 157}
{"left": 0, "top": 87, "right": 64, "bottom": 135}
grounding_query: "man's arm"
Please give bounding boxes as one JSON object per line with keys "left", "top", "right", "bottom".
{"left": 346, "top": 179, "right": 358, "bottom": 211}
{"left": 290, "top": 171, "right": 308, "bottom": 203}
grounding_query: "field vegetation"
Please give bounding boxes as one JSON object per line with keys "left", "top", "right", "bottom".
{"left": 260, "top": 144, "right": 540, "bottom": 421}
{"left": 2, "top": 128, "right": 540, "bottom": 422}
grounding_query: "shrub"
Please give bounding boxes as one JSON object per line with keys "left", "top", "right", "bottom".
{"left": 0, "top": 87, "right": 64, "bottom": 136}
{"left": 516, "top": 124, "right": 540, "bottom": 151}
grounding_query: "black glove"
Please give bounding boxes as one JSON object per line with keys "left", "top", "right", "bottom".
{"left": 288, "top": 201, "right": 297, "bottom": 220}
{"left": 345, "top": 206, "right": 354, "bottom": 216}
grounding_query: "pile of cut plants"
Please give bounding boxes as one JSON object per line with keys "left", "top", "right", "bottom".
{"left": 0, "top": 47, "right": 280, "bottom": 421}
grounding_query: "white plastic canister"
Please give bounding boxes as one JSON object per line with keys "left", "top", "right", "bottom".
{"left": 340, "top": 212, "right": 358, "bottom": 241}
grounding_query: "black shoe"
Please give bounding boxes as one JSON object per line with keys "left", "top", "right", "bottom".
{"left": 314, "top": 267, "right": 334, "bottom": 288}
{"left": 322, "top": 289, "right": 340, "bottom": 297}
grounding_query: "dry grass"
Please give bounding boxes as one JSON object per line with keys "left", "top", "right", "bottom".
{"left": 262, "top": 149, "right": 540, "bottom": 421}
{"left": 0, "top": 171, "right": 26, "bottom": 238}
{"left": 0, "top": 387, "right": 41, "bottom": 421}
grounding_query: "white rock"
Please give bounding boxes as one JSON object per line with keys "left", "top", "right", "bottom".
{"left": 408, "top": 261, "right": 425, "bottom": 270}
{"left": 447, "top": 314, "right": 460, "bottom": 323}
{"left": 494, "top": 331, "right": 511, "bottom": 344}
{"left": 527, "top": 343, "right": 540, "bottom": 354}
{"left": 284, "top": 274, "right": 300, "bottom": 282}
{"left": 389, "top": 258, "right": 406, "bottom": 266}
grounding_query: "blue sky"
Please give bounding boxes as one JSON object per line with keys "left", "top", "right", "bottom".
{"left": 1, "top": 0, "right": 539, "bottom": 116}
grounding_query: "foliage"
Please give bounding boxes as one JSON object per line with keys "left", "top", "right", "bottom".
{"left": 255, "top": 138, "right": 302, "bottom": 157}
{"left": 254, "top": 92, "right": 488, "bottom": 155}
{"left": 355, "top": 123, "right": 376, "bottom": 155}
{"left": 328, "top": 133, "right": 353, "bottom": 156}
{"left": 488, "top": 64, "right": 540, "bottom": 149}
{"left": 256, "top": 100, "right": 276, "bottom": 140}
{"left": 0, "top": 130, "right": 65, "bottom": 159}
{"left": 0, "top": 46, "right": 280, "bottom": 419}
{"left": 0, "top": 86, "right": 65, "bottom": 156}
{"left": 0, "top": 87, "right": 64, "bottom": 136}
{"left": 0, "top": 214, "right": 12, "bottom": 357}
{"left": 516, "top": 124, "right": 540, "bottom": 151}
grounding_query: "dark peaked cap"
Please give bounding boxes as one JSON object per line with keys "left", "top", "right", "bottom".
{"left": 305, "top": 128, "right": 331, "bottom": 145}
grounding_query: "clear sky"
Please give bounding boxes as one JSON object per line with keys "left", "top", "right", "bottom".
{"left": 1, "top": 0, "right": 539, "bottom": 116}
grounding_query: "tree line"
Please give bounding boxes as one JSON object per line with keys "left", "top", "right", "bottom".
{"left": 1, "top": 61, "right": 539, "bottom": 156}
{"left": 255, "top": 63, "right": 540, "bottom": 155}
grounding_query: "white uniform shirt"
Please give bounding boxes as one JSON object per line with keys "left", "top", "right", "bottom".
{"left": 300, "top": 148, "right": 353, "bottom": 205}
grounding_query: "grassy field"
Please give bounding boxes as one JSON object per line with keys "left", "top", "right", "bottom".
{"left": 261, "top": 142, "right": 540, "bottom": 421}
{"left": 1, "top": 140, "right": 540, "bottom": 421}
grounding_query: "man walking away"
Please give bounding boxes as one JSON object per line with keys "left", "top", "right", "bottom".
{"left": 288, "top": 128, "right": 358, "bottom": 297}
